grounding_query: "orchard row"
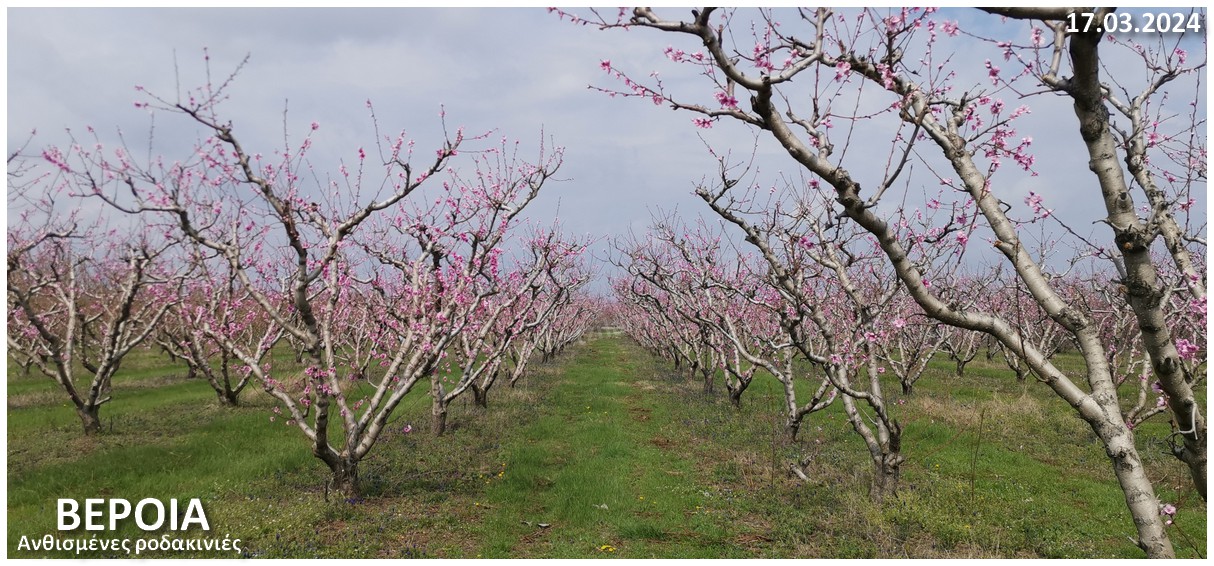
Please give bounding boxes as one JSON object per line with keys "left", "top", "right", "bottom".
{"left": 8, "top": 69, "right": 597, "bottom": 500}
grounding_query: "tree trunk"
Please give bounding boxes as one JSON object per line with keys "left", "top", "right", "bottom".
{"left": 870, "top": 453, "right": 901, "bottom": 504}
{"left": 431, "top": 401, "right": 448, "bottom": 436}
{"left": 1179, "top": 445, "right": 1207, "bottom": 501}
{"left": 900, "top": 380, "right": 914, "bottom": 396}
{"left": 786, "top": 420, "right": 800, "bottom": 443}
{"left": 78, "top": 406, "right": 102, "bottom": 436}
{"left": 217, "top": 389, "right": 239, "bottom": 407}
{"left": 954, "top": 359, "right": 967, "bottom": 377}
{"left": 324, "top": 458, "right": 360, "bottom": 501}
{"left": 471, "top": 383, "right": 488, "bottom": 409}
{"left": 1092, "top": 416, "right": 1174, "bottom": 557}
{"left": 728, "top": 388, "right": 743, "bottom": 409}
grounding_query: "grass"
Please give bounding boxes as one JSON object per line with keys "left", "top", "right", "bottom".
{"left": 6, "top": 335, "right": 1207, "bottom": 558}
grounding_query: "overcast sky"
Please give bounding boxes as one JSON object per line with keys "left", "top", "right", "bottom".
{"left": 7, "top": 7, "right": 1207, "bottom": 287}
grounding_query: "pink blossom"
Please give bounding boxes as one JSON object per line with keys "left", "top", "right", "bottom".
{"left": 311, "top": 121, "right": 320, "bottom": 131}
{"left": 692, "top": 117, "right": 714, "bottom": 129}
{"left": 1025, "top": 191, "right": 1051, "bottom": 218}
{"left": 941, "top": 20, "right": 959, "bottom": 36}
{"left": 876, "top": 63, "right": 897, "bottom": 90}
{"left": 715, "top": 91, "right": 738, "bottom": 108}
{"left": 1160, "top": 503, "right": 1177, "bottom": 525}
{"left": 985, "top": 60, "right": 1001, "bottom": 84}
{"left": 600, "top": 59, "right": 612, "bottom": 72}
{"left": 997, "top": 41, "right": 1014, "bottom": 61}
{"left": 1188, "top": 297, "right": 1206, "bottom": 319}
{"left": 834, "top": 60, "right": 852, "bottom": 82}
{"left": 1175, "top": 338, "right": 1199, "bottom": 360}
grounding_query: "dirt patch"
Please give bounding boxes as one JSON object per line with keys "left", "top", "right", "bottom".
{"left": 8, "top": 390, "right": 64, "bottom": 410}
{"left": 650, "top": 436, "right": 675, "bottom": 448}
{"left": 915, "top": 393, "right": 1043, "bottom": 428}
{"left": 517, "top": 523, "right": 553, "bottom": 545}
{"left": 366, "top": 499, "right": 482, "bottom": 558}
{"left": 735, "top": 532, "right": 775, "bottom": 550}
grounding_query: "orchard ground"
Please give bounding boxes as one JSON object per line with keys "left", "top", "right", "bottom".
{"left": 7, "top": 333, "right": 1206, "bottom": 558}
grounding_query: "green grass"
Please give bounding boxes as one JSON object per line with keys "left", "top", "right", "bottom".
{"left": 6, "top": 336, "right": 1207, "bottom": 558}
{"left": 473, "top": 337, "right": 743, "bottom": 558}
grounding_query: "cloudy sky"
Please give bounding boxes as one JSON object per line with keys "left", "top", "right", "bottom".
{"left": 8, "top": 7, "right": 1206, "bottom": 285}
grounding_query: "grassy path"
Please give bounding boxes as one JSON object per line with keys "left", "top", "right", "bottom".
{"left": 472, "top": 335, "right": 738, "bottom": 558}
{"left": 469, "top": 335, "right": 1208, "bottom": 559}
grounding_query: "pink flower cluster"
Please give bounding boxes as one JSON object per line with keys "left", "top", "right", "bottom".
{"left": 1174, "top": 338, "right": 1199, "bottom": 361}
{"left": 1024, "top": 191, "right": 1051, "bottom": 219}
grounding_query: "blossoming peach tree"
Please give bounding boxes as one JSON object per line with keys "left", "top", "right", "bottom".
{"left": 32, "top": 56, "right": 567, "bottom": 499}
{"left": 7, "top": 157, "right": 180, "bottom": 434}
